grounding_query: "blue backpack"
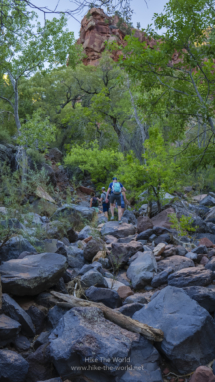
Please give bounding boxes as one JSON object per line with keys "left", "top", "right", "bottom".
{"left": 112, "top": 182, "right": 121, "bottom": 194}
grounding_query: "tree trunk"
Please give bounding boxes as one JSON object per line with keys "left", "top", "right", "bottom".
{"left": 51, "top": 291, "right": 164, "bottom": 342}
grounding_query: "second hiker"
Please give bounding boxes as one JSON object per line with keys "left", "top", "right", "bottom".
{"left": 105, "top": 177, "right": 126, "bottom": 223}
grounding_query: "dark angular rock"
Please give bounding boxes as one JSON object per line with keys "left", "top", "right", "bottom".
{"left": 2, "top": 293, "right": 35, "bottom": 337}
{"left": 83, "top": 238, "right": 105, "bottom": 262}
{"left": 67, "top": 246, "right": 85, "bottom": 268}
{"left": 151, "top": 267, "right": 173, "bottom": 288}
{"left": 189, "top": 366, "right": 215, "bottom": 382}
{"left": 78, "top": 225, "right": 93, "bottom": 240}
{"left": 133, "top": 286, "right": 215, "bottom": 374}
{"left": 35, "top": 292, "right": 57, "bottom": 309}
{"left": 101, "top": 221, "right": 136, "bottom": 238}
{"left": 191, "top": 216, "right": 208, "bottom": 233}
{"left": 33, "top": 331, "right": 50, "bottom": 350}
{"left": 26, "top": 343, "right": 58, "bottom": 382}
{"left": 27, "top": 306, "right": 46, "bottom": 335}
{"left": 0, "top": 314, "right": 21, "bottom": 346}
{"left": 0, "top": 253, "right": 68, "bottom": 296}
{"left": 176, "top": 246, "right": 188, "bottom": 256}
{"left": 154, "top": 233, "right": 171, "bottom": 245}
{"left": 81, "top": 270, "right": 108, "bottom": 288}
{"left": 110, "top": 241, "right": 143, "bottom": 266}
{"left": 121, "top": 210, "right": 137, "bottom": 225}
{"left": 183, "top": 286, "right": 215, "bottom": 312}
{"left": 49, "top": 306, "right": 162, "bottom": 381}
{"left": 115, "top": 303, "right": 144, "bottom": 318}
{"left": 47, "top": 305, "right": 69, "bottom": 330}
{"left": 0, "top": 235, "right": 37, "bottom": 263}
{"left": 192, "top": 245, "right": 208, "bottom": 254}
{"left": 158, "top": 255, "right": 194, "bottom": 273}
{"left": 136, "top": 229, "right": 154, "bottom": 241}
{"left": 200, "top": 195, "right": 215, "bottom": 206}
{"left": 168, "top": 267, "right": 213, "bottom": 287}
{"left": 53, "top": 277, "right": 67, "bottom": 294}
{"left": 127, "top": 251, "right": 157, "bottom": 289}
{"left": 14, "top": 335, "right": 31, "bottom": 351}
{"left": 37, "top": 379, "right": 62, "bottom": 382}
{"left": 0, "top": 349, "right": 29, "bottom": 382}
{"left": 205, "top": 257, "right": 215, "bottom": 271}
{"left": 51, "top": 204, "right": 95, "bottom": 224}
{"left": 78, "top": 262, "right": 103, "bottom": 275}
{"left": 85, "top": 286, "right": 121, "bottom": 309}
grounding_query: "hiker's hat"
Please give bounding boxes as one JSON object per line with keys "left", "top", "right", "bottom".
{"left": 102, "top": 187, "right": 105, "bottom": 190}
{"left": 112, "top": 177, "right": 117, "bottom": 180}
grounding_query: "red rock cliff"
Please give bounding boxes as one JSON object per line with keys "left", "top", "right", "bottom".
{"left": 77, "top": 8, "right": 157, "bottom": 66}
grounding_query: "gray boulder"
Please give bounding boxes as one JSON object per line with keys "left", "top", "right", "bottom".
{"left": 78, "top": 262, "right": 103, "bottom": 275}
{"left": 136, "top": 229, "right": 154, "bottom": 241}
{"left": 110, "top": 241, "right": 143, "bottom": 266}
{"left": 0, "top": 349, "right": 29, "bottom": 382}
{"left": 47, "top": 306, "right": 69, "bottom": 329}
{"left": 14, "top": 335, "right": 31, "bottom": 352}
{"left": 127, "top": 251, "right": 157, "bottom": 289}
{"left": 83, "top": 238, "right": 105, "bottom": 261}
{"left": 185, "top": 252, "right": 198, "bottom": 261}
{"left": 81, "top": 270, "right": 108, "bottom": 288}
{"left": 200, "top": 195, "right": 215, "bottom": 206}
{"left": 115, "top": 303, "right": 144, "bottom": 318}
{"left": 101, "top": 221, "right": 136, "bottom": 238}
{"left": 123, "top": 293, "right": 148, "bottom": 306}
{"left": 67, "top": 246, "right": 85, "bottom": 268}
{"left": 121, "top": 210, "right": 137, "bottom": 225}
{"left": 0, "top": 314, "right": 21, "bottom": 346}
{"left": 151, "top": 267, "right": 174, "bottom": 288}
{"left": 183, "top": 286, "right": 215, "bottom": 312}
{"left": 192, "top": 245, "right": 208, "bottom": 254}
{"left": 33, "top": 331, "right": 50, "bottom": 350}
{"left": 0, "top": 235, "right": 37, "bottom": 263}
{"left": 51, "top": 204, "right": 95, "bottom": 223}
{"left": 2, "top": 293, "right": 35, "bottom": 337}
{"left": 25, "top": 343, "right": 57, "bottom": 382}
{"left": 137, "top": 216, "right": 153, "bottom": 233}
{"left": 78, "top": 225, "right": 93, "bottom": 240}
{"left": 49, "top": 306, "right": 162, "bottom": 381}
{"left": 205, "top": 206, "right": 215, "bottom": 222}
{"left": 205, "top": 257, "right": 215, "bottom": 271}
{"left": 0, "top": 253, "right": 67, "bottom": 296}
{"left": 158, "top": 255, "right": 194, "bottom": 273}
{"left": 85, "top": 286, "right": 121, "bottom": 308}
{"left": 168, "top": 267, "right": 213, "bottom": 287}
{"left": 133, "top": 286, "right": 215, "bottom": 374}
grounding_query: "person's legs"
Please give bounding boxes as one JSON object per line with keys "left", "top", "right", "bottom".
{"left": 114, "top": 194, "right": 122, "bottom": 221}
{"left": 110, "top": 194, "right": 115, "bottom": 219}
{"left": 118, "top": 206, "right": 122, "bottom": 221}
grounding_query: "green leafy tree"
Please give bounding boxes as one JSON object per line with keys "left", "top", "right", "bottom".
{"left": 121, "top": 0, "right": 215, "bottom": 171}
{"left": 17, "top": 110, "right": 56, "bottom": 151}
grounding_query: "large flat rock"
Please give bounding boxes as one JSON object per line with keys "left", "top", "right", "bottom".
{"left": 158, "top": 255, "right": 194, "bottom": 273}
{"left": 51, "top": 204, "right": 95, "bottom": 223}
{"left": 49, "top": 306, "right": 162, "bottom": 381}
{"left": 0, "top": 253, "right": 67, "bottom": 296}
{"left": 101, "top": 221, "right": 136, "bottom": 238}
{"left": 133, "top": 286, "right": 215, "bottom": 374}
{"left": 168, "top": 267, "right": 213, "bottom": 288}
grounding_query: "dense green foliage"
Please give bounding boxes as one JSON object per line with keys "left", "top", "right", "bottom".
{"left": 1, "top": 0, "right": 215, "bottom": 212}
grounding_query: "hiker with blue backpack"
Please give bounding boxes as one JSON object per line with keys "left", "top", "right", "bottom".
{"left": 105, "top": 177, "right": 126, "bottom": 223}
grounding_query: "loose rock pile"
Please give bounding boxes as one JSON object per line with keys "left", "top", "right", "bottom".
{"left": 1, "top": 192, "right": 215, "bottom": 381}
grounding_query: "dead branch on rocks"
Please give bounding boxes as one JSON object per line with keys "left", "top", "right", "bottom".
{"left": 51, "top": 291, "right": 164, "bottom": 342}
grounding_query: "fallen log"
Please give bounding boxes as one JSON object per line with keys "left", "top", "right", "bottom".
{"left": 51, "top": 291, "right": 164, "bottom": 342}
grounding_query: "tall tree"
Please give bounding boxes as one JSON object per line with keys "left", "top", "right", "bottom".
{"left": 121, "top": 0, "right": 215, "bottom": 170}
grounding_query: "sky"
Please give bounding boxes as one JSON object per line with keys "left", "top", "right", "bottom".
{"left": 32, "top": 0, "right": 168, "bottom": 39}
